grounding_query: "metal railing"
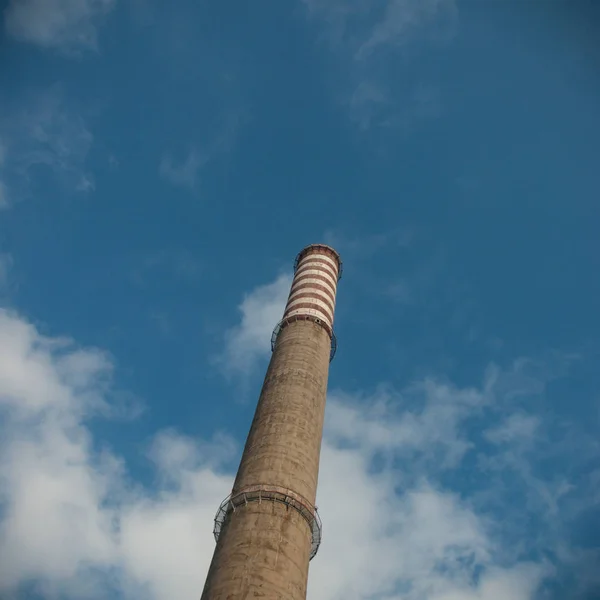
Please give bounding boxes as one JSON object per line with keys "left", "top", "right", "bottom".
{"left": 271, "top": 317, "right": 337, "bottom": 362}
{"left": 213, "top": 485, "right": 322, "bottom": 560}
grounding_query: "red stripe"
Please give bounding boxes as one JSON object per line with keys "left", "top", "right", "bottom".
{"left": 286, "top": 291, "right": 335, "bottom": 316}
{"left": 283, "top": 301, "right": 333, "bottom": 322}
{"left": 295, "top": 261, "right": 338, "bottom": 284}
{"left": 297, "top": 257, "right": 339, "bottom": 277}
{"left": 289, "top": 280, "right": 336, "bottom": 305}
{"left": 297, "top": 245, "right": 341, "bottom": 271}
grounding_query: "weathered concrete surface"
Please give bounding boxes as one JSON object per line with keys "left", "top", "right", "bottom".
{"left": 201, "top": 502, "right": 313, "bottom": 600}
{"left": 201, "top": 322, "right": 331, "bottom": 600}
{"left": 234, "top": 320, "right": 331, "bottom": 503}
{"left": 201, "top": 245, "right": 340, "bottom": 600}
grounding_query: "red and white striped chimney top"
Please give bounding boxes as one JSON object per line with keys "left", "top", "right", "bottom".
{"left": 283, "top": 244, "right": 342, "bottom": 333}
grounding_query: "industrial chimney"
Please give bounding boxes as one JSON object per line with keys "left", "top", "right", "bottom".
{"left": 201, "top": 244, "right": 342, "bottom": 600}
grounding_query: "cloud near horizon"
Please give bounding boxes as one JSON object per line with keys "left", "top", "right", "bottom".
{"left": 0, "top": 273, "right": 597, "bottom": 599}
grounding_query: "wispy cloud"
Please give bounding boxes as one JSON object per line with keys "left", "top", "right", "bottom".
{"left": 4, "top": 0, "right": 116, "bottom": 53}
{"left": 355, "top": 0, "right": 457, "bottom": 59}
{"left": 302, "top": 0, "right": 456, "bottom": 132}
{"left": 475, "top": 360, "right": 593, "bottom": 533}
{"left": 217, "top": 273, "right": 292, "bottom": 379}
{"left": 159, "top": 149, "right": 207, "bottom": 190}
{"left": 0, "top": 86, "right": 94, "bottom": 205}
{"left": 327, "top": 378, "right": 486, "bottom": 470}
{"left": 303, "top": 0, "right": 457, "bottom": 56}
{"left": 485, "top": 412, "right": 540, "bottom": 446}
{"left": 159, "top": 112, "right": 244, "bottom": 191}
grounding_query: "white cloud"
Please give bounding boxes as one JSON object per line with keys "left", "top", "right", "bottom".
{"left": 117, "top": 432, "right": 234, "bottom": 600}
{"left": 309, "top": 372, "right": 571, "bottom": 600}
{"left": 312, "top": 443, "right": 496, "bottom": 600}
{"left": 0, "top": 309, "right": 116, "bottom": 591}
{"left": 218, "top": 272, "right": 292, "bottom": 378}
{"left": 0, "top": 308, "right": 232, "bottom": 598}
{"left": 326, "top": 379, "right": 487, "bottom": 470}
{"left": 479, "top": 412, "right": 575, "bottom": 523}
{"left": 4, "top": 0, "right": 116, "bottom": 52}
{"left": 309, "top": 387, "right": 552, "bottom": 600}
{"left": 0, "top": 297, "right": 594, "bottom": 599}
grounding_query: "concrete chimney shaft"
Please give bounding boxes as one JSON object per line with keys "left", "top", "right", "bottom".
{"left": 200, "top": 244, "right": 342, "bottom": 600}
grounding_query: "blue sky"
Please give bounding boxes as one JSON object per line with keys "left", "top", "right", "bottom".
{"left": 0, "top": 0, "right": 599, "bottom": 599}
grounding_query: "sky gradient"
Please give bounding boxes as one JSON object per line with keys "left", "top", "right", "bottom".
{"left": 0, "top": 1, "right": 599, "bottom": 599}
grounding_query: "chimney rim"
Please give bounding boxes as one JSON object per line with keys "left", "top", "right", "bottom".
{"left": 294, "top": 244, "right": 343, "bottom": 280}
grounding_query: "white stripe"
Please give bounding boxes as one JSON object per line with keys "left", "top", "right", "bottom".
{"left": 298, "top": 252, "right": 339, "bottom": 275}
{"left": 285, "top": 298, "right": 333, "bottom": 323}
{"left": 287, "top": 289, "right": 335, "bottom": 313}
{"left": 293, "top": 267, "right": 337, "bottom": 290}
{"left": 284, "top": 307, "right": 332, "bottom": 328}
{"left": 290, "top": 277, "right": 337, "bottom": 299}
{"left": 297, "top": 257, "right": 338, "bottom": 281}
